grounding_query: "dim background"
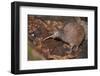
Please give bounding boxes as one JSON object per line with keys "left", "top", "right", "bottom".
{"left": 0, "top": 0, "right": 99, "bottom": 76}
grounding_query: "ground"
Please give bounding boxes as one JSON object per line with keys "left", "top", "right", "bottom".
{"left": 28, "top": 15, "right": 88, "bottom": 60}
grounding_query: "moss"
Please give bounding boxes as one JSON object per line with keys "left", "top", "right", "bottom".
{"left": 28, "top": 45, "right": 42, "bottom": 60}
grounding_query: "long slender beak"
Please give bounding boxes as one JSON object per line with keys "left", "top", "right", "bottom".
{"left": 43, "top": 35, "right": 53, "bottom": 41}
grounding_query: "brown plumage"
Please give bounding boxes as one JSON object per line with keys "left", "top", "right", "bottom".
{"left": 43, "top": 18, "right": 85, "bottom": 52}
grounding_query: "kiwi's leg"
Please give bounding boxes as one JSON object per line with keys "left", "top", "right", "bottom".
{"left": 72, "top": 45, "right": 79, "bottom": 52}
{"left": 68, "top": 44, "right": 79, "bottom": 53}
{"left": 65, "top": 43, "right": 74, "bottom": 54}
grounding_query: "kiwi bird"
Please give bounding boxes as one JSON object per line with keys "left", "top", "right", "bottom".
{"left": 43, "top": 18, "right": 85, "bottom": 52}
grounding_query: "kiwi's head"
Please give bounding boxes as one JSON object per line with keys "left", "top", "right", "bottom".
{"left": 52, "top": 31, "right": 59, "bottom": 38}
{"left": 43, "top": 30, "right": 59, "bottom": 41}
